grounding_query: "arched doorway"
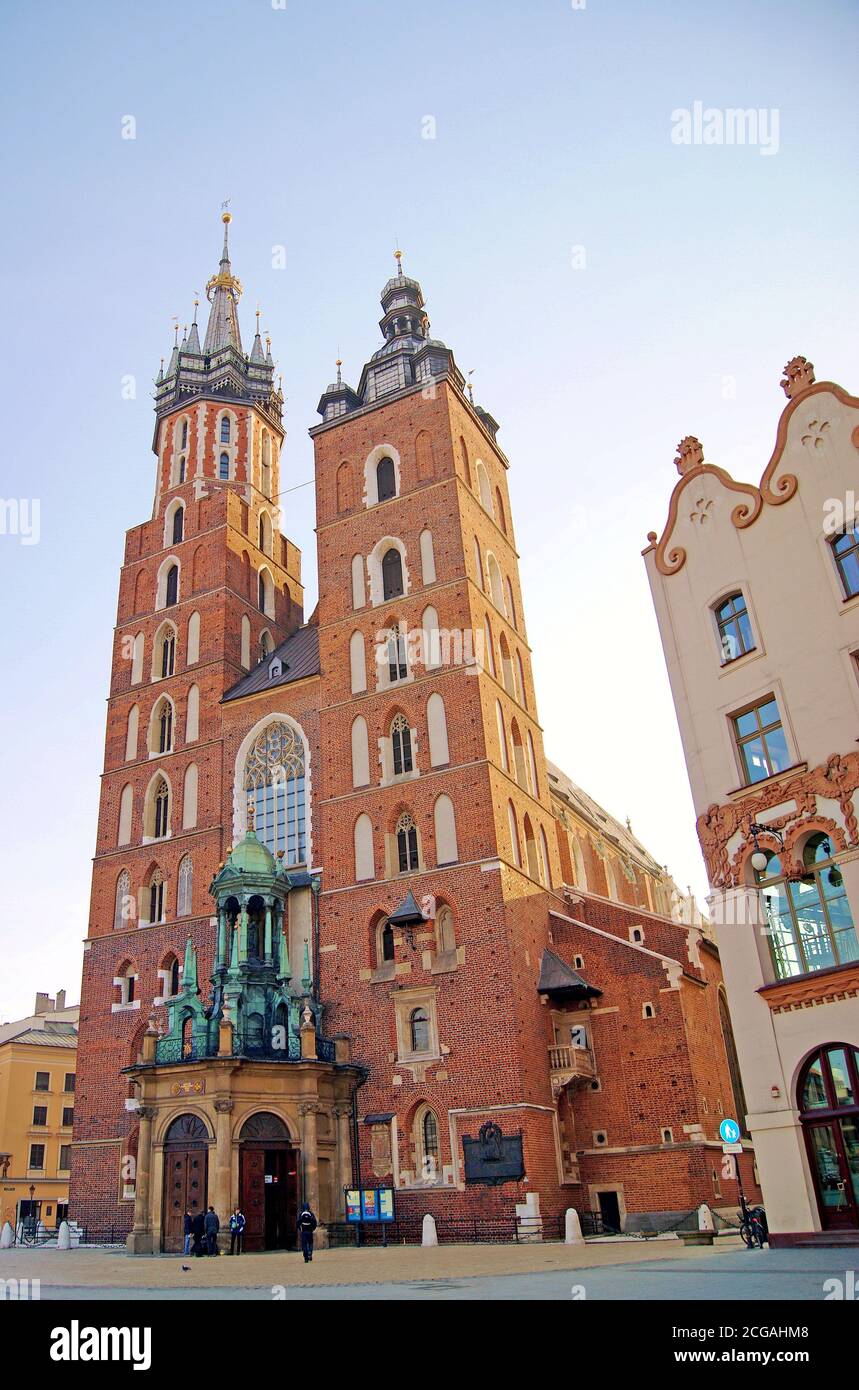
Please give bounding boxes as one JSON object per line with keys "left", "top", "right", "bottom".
{"left": 162, "top": 1113, "right": 209, "bottom": 1252}
{"left": 798, "top": 1044, "right": 859, "bottom": 1231}
{"left": 239, "top": 1111, "right": 298, "bottom": 1251}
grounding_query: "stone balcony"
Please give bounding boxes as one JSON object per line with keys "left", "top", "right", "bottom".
{"left": 548, "top": 1042, "right": 597, "bottom": 1097}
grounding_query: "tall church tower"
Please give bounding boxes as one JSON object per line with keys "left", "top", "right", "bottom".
{"left": 72, "top": 217, "right": 304, "bottom": 1230}
{"left": 311, "top": 256, "right": 565, "bottom": 1208}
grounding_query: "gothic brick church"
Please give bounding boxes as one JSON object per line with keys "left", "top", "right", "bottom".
{"left": 70, "top": 215, "right": 759, "bottom": 1250}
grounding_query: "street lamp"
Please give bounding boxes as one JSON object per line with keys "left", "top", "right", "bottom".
{"left": 749, "top": 822, "right": 784, "bottom": 874}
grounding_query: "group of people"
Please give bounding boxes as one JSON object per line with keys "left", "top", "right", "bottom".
{"left": 183, "top": 1205, "right": 248, "bottom": 1257}
{"left": 181, "top": 1203, "right": 318, "bottom": 1260}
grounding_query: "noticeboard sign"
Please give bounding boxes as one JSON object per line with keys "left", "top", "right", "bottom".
{"left": 345, "top": 1186, "right": 395, "bottom": 1223}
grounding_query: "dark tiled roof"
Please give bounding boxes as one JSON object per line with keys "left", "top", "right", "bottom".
{"left": 537, "top": 948, "right": 601, "bottom": 1000}
{"left": 388, "top": 890, "right": 425, "bottom": 926}
{"left": 223, "top": 625, "right": 320, "bottom": 703}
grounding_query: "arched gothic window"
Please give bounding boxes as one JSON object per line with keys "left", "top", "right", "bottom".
{"left": 391, "top": 714, "right": 413, "bottom": 776}
{"left": 261, "top": 432, "right": 272, "bottom": 496}
{"left": 157, "top": 699, "right": 173, "bottom": 754}
{"left": 177, "top": 854, "right": 193, "bottom": 917}
{"left": 376, "top": 456, "right": 396, "bottom": 502}
{"left": 387, "top": 627, "right": 408, "bottom": 684}
{"left": 219, "top": 452, "right": 230, "bottom": 480}
{"left": 165, "top": 564, "right": 179, "bottom": 608}
{"left": 149, "top": 870, "right": 165, "bottom": 924}
{"left": 381, "top": 920, "right": 395, "bottom": 963}
{"left": 153, "top": 779, "right": 170, "bottom": 839}
{"left": 160, "top": 627, "right": 176, "bottom": 678}
{"left": 181, "top": 419, "right": 188, "bottom": 449}
{"left": 435, "top": 904, "right": 455, "bottom": 955}
{"left": 410, "top": 1007, "right": 430, "bottom": 1053}
{"left": 382, "top": 547, "right": 404, "bottom": 601}
{"left": 244, "top": 722, "right": 307, "bottom": 864}
{"left": 114, "top": 870, "right": 131, "bottom": 931}
{"left": 172, "top": 506, "right": 184, "bottom": 545}
{"left": 396, "top": 812, "right": 419, "bottom": 873}
{"left": 418, "top": 1107, "right": 440, "bottom": 1182}
{"left": 220, "top": 416, "right": 231, "bottom": 444}
{"left": 169, "top": 957, "right": 180, "bottom": 996}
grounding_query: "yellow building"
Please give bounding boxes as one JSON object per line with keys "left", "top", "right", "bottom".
{"left": 0, "top": 992, "right": 78, "bottom": 1234}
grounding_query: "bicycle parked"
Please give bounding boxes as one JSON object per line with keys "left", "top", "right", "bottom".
{"left": 738, "top": 1194, "right": 768, "bottom": 1248}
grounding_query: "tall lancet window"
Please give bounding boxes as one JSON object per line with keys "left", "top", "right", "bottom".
{"left": 244, "top": 721, "right": 307, "bottom": 864}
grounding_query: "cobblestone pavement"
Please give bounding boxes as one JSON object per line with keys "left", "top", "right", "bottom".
{"left": 3, "top": 1238, "right": 856, "bottom": 1300}
{"left": 1, "top": 1235, "right": 743, "bottom": 1297}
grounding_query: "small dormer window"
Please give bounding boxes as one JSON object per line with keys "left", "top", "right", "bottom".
{"left": 269, "top": 658, "right": 283, "bottom": 679}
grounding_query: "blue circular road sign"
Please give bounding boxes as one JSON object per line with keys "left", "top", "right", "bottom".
{"left": 719, "top": 1118, "right": 741, "bottom": 1144}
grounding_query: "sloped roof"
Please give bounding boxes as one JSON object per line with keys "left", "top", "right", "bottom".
{"left": 8, "top": 1026, "right": 77, "bottom": 1049}
{"left": 537, "top": 948, "right": 601, "bottom": 1000}
{"left": 546, "top": 760, "right": 663, "bottom": 873}
{"left": 223, "top": 625, "right": 320, "bottom": 703}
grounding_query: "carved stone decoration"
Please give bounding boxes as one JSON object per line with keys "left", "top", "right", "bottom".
{"left": 163, "top": 1112, "right": 208, "bottom": 1146}
{"left": 653, "top": 462, "right": 762, "bottom": 576}
{"left": 696, "top": 750, "right": 859, "bottom": 888}
{"left": 650, "top": 378, "right": 859, "bottom": 573}
{"left": 238, "top": 1110, "right": 290, "bottom": 1142}
{"left": 780, "top": 356, "right": 816, "bottom": 400}
{"left": 674, "top": 436, "right": 705, "bottom": 475}
{"left": 369, "top": 1122, "right": 393, "bottom": 1179}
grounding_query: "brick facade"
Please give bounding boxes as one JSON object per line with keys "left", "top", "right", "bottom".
{"left": 70, "top": 230, "right": 759, "bottom": 1243}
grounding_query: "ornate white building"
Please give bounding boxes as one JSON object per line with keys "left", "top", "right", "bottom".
{"left": 644, "top": 357, "right": 859, "bottom": 1245}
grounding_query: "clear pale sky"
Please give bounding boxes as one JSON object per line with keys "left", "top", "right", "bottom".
{"left": 0, "top": 0, "right": 856, "bottom": 1022}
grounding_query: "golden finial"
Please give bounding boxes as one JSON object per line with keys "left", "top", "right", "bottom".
{"left": 246, "top": 796, "right": 255, "bottom": 831}
{"left": 394, "top": 247, "right": 403, "bottom": 273}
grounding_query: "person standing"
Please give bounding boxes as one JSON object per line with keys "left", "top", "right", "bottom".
{"left": 297, "top": 1202, "right": 318, "bottom": 1263}
{"left": 182, "top": 1209, "right": 193, "bottom": 1257}
{"left": 191, "top": 1208, "right": 206, "bottom": 1257}
{"left": 204, "top": 1204, "right": 220, "bottom": 1256}
{"left": 229, "top": 1206, "right": 246, "bottom": 1255}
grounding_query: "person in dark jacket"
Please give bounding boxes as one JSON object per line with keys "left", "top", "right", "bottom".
{"left": 191, "top": 1209, "right": 206, "bottom": 1257}
{"left": 182, "top": 1210, "right": 193, "bottom": 1257}
{"left": 229, "top": 1207, "right": 246, "bottom": 1256}
{"left": 204, "top": 1205, "right": 220, "bottom": 1256}
{"left": 297, "top": 1203, "right": 318, "bottom": 1263}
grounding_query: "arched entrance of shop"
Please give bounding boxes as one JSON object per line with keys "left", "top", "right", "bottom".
{"left": 239, "top": 1111, "right": 298, "bottom": 1251}
{"left": 162, "top": 1112, "right": 209, "bottom": 1252}
{"left": 798, "top": 1044, "right": 859, "bottom": 1232}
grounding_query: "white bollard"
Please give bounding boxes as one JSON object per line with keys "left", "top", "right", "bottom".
{"left": 421, "top": 1213, "right": 438, "bottom": 1247}
{"left": 57, "top": 1220, "right": 71, "bottom": 1250}
{"left": 564, "top": 1208, "right": 585, "bottom": 1245}
{"left": 697, "top": 1203, "right": 715, "bottom": 1232}
{"left": 0, "top": 1221, "right": 13, "bottom": 1249}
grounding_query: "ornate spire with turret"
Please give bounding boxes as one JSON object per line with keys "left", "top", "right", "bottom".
{"left": 203, "top": 211, "right": 243, "bottom": 355}
{"left": 314, "top": 247, "right": 505, "bottom": 433}
{"left": 153, "top": 211, "right": 283, "bottom": 433}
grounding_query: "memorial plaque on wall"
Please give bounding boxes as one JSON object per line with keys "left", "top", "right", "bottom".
{"left": 462, "top": 1121, "right": 525, "bottom": 1185}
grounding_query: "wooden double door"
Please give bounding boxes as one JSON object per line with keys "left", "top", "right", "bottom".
{"left": 162, "top": 1146, "right": 208, "bottom": 1252}
{"left": 240, "top": 1145, "right": 298, "bottom": 1251}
